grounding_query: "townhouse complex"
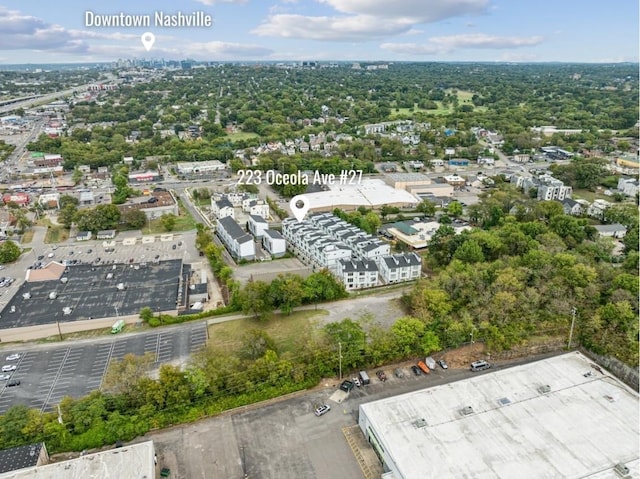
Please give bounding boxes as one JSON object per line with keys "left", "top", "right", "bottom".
{"left": 282, "top": 213, "right": 421, "bottom": 290}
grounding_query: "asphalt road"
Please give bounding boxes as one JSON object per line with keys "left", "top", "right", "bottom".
{"left": 0, "top": 321, "right": 208, "bottom": 414}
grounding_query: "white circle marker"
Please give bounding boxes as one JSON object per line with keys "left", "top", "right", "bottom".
{"left": 290, "top": 195, "right": 310, "bottom": 223}
{"left": 141, "top": 32, "right": 156, "bottom": 52}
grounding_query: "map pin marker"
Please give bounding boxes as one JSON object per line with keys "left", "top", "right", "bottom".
{"left": 290, "top": 195, "right": 310, "bottom": 223}
{"left": 141, "top": 32, "right": 156, "bottom": 52}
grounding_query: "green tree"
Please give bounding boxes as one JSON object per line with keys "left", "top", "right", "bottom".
{"left": 160, "top": 213, "right": 177, "bottom": 232}
{"left": 58, "top": 204, "right": 78, "bottom": 229}
{"left": 72, "top": 168, "right": 84, "bottom": 185}
{"left": 0, "top": 241, "right": 21, "bottom": 264}
{"left": 416, "top": 199, "right": 437, "bottom": 216}
{"left": 391, "top": 316, "right": 426, "bottom": 356}
{"left": 324, "top": 319, "right": 366, "bottom": 370}
{"left": 269, "top": 274, "right": 304, "bottom": 314}
{"left": 102, "top": 352, "right": 155, "bottom": 395}
{"left": 59, "top": 194, "right": 79, "bottom": 209}
{"left": 453, "top": 239, "right": 485, "bottom": 264}
{"left": 238, "top": 280, "right": 272, "bottom": 319}
{"left": 240, "top": 329, "right": 277, "bottom": 360}
{"left": 447, "top": 201, "right": 464, "bottom": 217}
{"left": 139, "top": 307, "right": 154, "bottom": 322}
{"left": 123, "top": 209, "right": 147, "bottom": 229}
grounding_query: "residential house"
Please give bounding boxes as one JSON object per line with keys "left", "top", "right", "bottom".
{"left": 587, "top": 199, "right": 611, "bottom": 220}
{"left": 216, "top": 216, "right": 255, "bottom": 260}
{"left": 262, "top": 229, "right": 286, "bottom": 258}
{"left": 558, "top": 198, "right": 584, "bottom": 216}
{"left": 76, "top": 231, "right": 92, "bottom": 241}
{"left": 593, "top": 223, "right": 627, "bottom": 239}
{"left": 617, "top": 177, "right": 639, "bottom": 197}
{"left": 242, "top": 198, "right": 270, "bottom": 218}
{"left": 211, "top": 198, "right": 235, "bottom": 219}
{"left": 247, "top": 214, "right": 269, "bottom": 238}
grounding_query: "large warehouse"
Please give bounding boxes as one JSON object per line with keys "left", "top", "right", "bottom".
{"left": 358, "top": 352, "right": 639, "bottom": 479}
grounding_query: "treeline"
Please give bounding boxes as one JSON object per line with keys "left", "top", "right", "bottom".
{"left": 404, "top": 188, "right": 639, "bottom": 366}
{"left": 0, "top": 296, "right": 462, "bottom": 456}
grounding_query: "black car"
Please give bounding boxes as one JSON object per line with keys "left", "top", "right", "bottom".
{"left": 339, "top": 380, "right": 354, "bottom": 392}
{"left": 172, "top": 244, "right": 177, "bottom": 250}
{"left": 6, "top": 379, "right": 20, "bottom": 387}
{"left": 37, "top": 255, "right": 44, "bottom": 260}
{"left": 411, "top": 365, "right": 422, "bottom": 376}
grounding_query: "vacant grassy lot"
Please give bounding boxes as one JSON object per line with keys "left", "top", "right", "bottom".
{"left": 44, "top": 225, "right": 69, "bottom": 243}
{"left": 227, "top": 132, "right": 259, "bottom": 142}
{"left": 207, "top": 309, "right": 329, "bottom": 356}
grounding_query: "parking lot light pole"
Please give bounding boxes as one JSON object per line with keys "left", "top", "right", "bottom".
{"left": 56, "top": 318, "right": 62, "bottom": 341}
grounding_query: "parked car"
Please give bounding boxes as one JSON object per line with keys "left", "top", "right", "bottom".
{"left": 37, "top": 255, "right": 44, "bottom": 260}
{"left": 1, "top": 365, "right": 16, "bottom": 373}
{"left": 5, "top": 354, "right": 20, "bottom": 361}
{"left": 352, "top": 377, "right": 361, "bottom": 387}
{"left": 417, "top": 360, "right": 430, "bottom": 374}
{"left": 0, "top": 374, "right": 11, "bottom": 380}
{"left": 394, "top": 368, "right": 405, "bottom": 378}
{"left": 425, "top": 356, "right": 437, "bottom": 370}
{"left": 376, "top": 370, "right": 387, "bottom": 382}
{"left": 314, "top": 404, "right": 331, "bottom": 417}
{"left": 470, "top": 360, "right": 491, "bottom": 372}
{"left": 6, "top": 379, "right": 20, "bottom": 387}
{"left": 437, "top": 359, "right": 449, "bottom": 370}
{"left": 172, "top": 244, "right": 177, "bottom": 250}
{"left": 339, "top": 380, "right": 354, "bottom": 392}
{"left": 411, "top": 365, "right": 422, "bottom": 376}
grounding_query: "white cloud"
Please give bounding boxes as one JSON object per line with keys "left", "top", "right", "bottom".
{"left": 254, "top": 0, "right": 490, "bottom": 41}
{"left": 194, "top": 0, "right": 247, "bottom": 5}
{"left": 252, "top": 14, "right": 414, "bottom": 41}
{"left": 0, "top": 7, "right": 88, "bottom": 53}
{"left": 318, "top": 0, "right": 489, "bottom": 22}
{"left": 381, "top": 33, "right": 544, "bottom": 55}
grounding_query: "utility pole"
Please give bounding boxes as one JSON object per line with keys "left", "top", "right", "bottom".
{"left": 56, "top": 318, "right": 63, "bottom": 341}
{"left": 568, "top": 307, "right": 577, "bottom": 349}
{"left": 338, "top": 341, "right": 342, "bottom": 380}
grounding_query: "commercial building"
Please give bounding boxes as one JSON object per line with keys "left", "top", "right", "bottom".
{"left": 127, "top": 171, "right": 162, "bottom": 183}
{"left": 118, "top": 191, "right": 178, "bottom": 220}
{"left": 176, "top": 160, "right": 226, "bottom": 175}
{"left": 0, "top": 441, "right": 155, "bottom": 479}
{"left": 358, "top": 352, "right": 639, "bottom": 479}
{"left": 301, "top": 179, "right": 419, "bottom": 212}
{"left": 384, "top": 173, "right": 431, "bottom": 191}
{"left": 247, "top": 214, "right": 269, "bottom": 238}
{"left": 387, "top": 219, "right": 472, "bottom": 249}
{"left": 216, "top": 216, "right": 255, "bottom": 261}
{"left": 262, "top": 229, "right": 286, "bottom": 258}
{"left": 0, "top": 443, "right": 48, "bottom": 475}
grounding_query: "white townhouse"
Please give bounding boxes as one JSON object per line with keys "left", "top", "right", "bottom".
{"left": 247, "top": 214, "right": 269, "bottom": 238}
{"left": 211, "top": 198, "right": 234, "bottom": 219}
{"left": 337, "top": 259, "right": 379, "bottom": 290}
{"left": 216, "top": 216, "right": 255, "bottom": 261}
{"left": 262, "top": 229, "right": 286, "bottom": 258}
{"left": 379, "top": 253, "right": 422, "bottom": 284}
{"left": 242, "top": 198, "right": 270, "bottom": 218}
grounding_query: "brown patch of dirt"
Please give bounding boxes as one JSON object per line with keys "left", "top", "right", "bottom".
{"left": 436, "top": 343, "right": 486, "bottom": 369}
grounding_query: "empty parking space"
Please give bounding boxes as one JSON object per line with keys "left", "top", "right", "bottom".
{"left": 0, "top": 323, "right": 208, "bottom": 414}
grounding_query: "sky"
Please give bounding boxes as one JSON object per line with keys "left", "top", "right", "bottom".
{"left": 0, "top": 0, "right": 638, "bottom": 64}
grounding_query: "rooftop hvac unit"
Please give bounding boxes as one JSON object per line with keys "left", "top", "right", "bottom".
{"left": 614, "top": 463, "right": 630, "bottom": 478}
{"left": 413, "top": 418, "right": 427, "bottom": 429}
{"left": 22, "top": 293, "right": 31, "bottom": 300}
{"left": 116, "top": 283, "right": 126, "bottom": 291}
{"left": 62, "top": 307, "right": 72, "bottom": 315}
{"left": 48, "top": 292, "right": 58, "bottom": 300}
{"left": 460, "top": 406, "right": 474, "bottom": 416}
{"left": 538, "top": 385, "right": 551, "bottom": 394}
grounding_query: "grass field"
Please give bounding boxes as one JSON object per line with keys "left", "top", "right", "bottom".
{"left": 207, "top": 309, "right": 329, "bottom": 356}
{"left": 140, "top": 212, "right": 198, "bottom": 235}
{"left": 44, "top": 225, "right": 69, "bottom": 244}
{"left": 572, "top": 189, "right": 613, "bottom": 203}
{"left": 227, "top": 132, "right": 259, "bottom": 142}
{"left": 21, "top": 230, "right": 34, "bottom": 244}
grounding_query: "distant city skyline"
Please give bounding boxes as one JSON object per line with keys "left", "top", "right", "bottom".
{"left": 0, "top": 0, "right": 638, "bottom": 64}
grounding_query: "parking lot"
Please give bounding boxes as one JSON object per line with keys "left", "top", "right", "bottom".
{"left": 0, "top": 322, "right": 208, "bottom": 414}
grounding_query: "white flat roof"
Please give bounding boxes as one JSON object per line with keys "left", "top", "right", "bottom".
{"left": 360, "top": 352, "right": 639, "bottom": 479}
{"left": 0, "top": 441, "right": 155, "bottom": 479}
{"left": 305, "top": 179, "right": 419, "bottom": 210}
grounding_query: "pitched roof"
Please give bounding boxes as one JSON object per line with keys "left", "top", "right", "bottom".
{"left": 25, "top": 261, "right": 66, "bottom": 282}
{"left": 217, "top": 216, "right": 247, "bottom": 240}
{"left": 339, "top": 259, "right": 378, "bottom": 273}
{"left": 215, "top": 198, "right": 233, "bottom": 210}
{"left": 382, "top": 253, "right": 422, "bottom": 268}
{"left": 263, "top": 229, "right": 284, "bottom": 240}
{"left": 249, "top": 214, "right": 268, "bottom": 223}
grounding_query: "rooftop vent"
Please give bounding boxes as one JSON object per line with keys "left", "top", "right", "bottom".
{"left": 48, "top": 292, "right": 58, "bottom": 300}
{"left": 460, "top": 406, "right": 474, "bottom": 416}
{"left": 22, "top": 293, "right": 31, "bottom": 300}
{"left": 538, "top": 385, "right": 551, "bottom": 394}
{"left": 498, "top": 397, "right": 511, "bottom": 406}
{"left": 614, "top": 463, "right": 630, "bottom": 478}
{"left": 413, "top": 418, "right": 427, "bottom": 429}
{"left": 62, "top": 307, "right": 72, "bottom": 315}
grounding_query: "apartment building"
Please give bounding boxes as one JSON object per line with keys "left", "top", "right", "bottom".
{"left": 216, "top": 216, "right": 255, "bottom": 261}
{"left": 379, "top": 253, "right": 422, "bottom": 284}
{"left": 211, "top": 198, "right": 234, "bottom": 219}
{"left": 338, "top": 259, "right": 379, "bottom": 290}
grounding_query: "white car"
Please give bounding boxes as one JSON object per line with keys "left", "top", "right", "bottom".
{"left": 314, "top": 404, "right": 331, "bottom": 417}
{"left": 47, "top": 253, "right": 54, "bottom": 258}
{"left": 1, "top": 365, "right": 16, "bottom": 373}
{"left": 0, "top": 374, "right": 10, "bottom": 380}
{"left": 5, "top": 354, "right": 20, "bottom": 361}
